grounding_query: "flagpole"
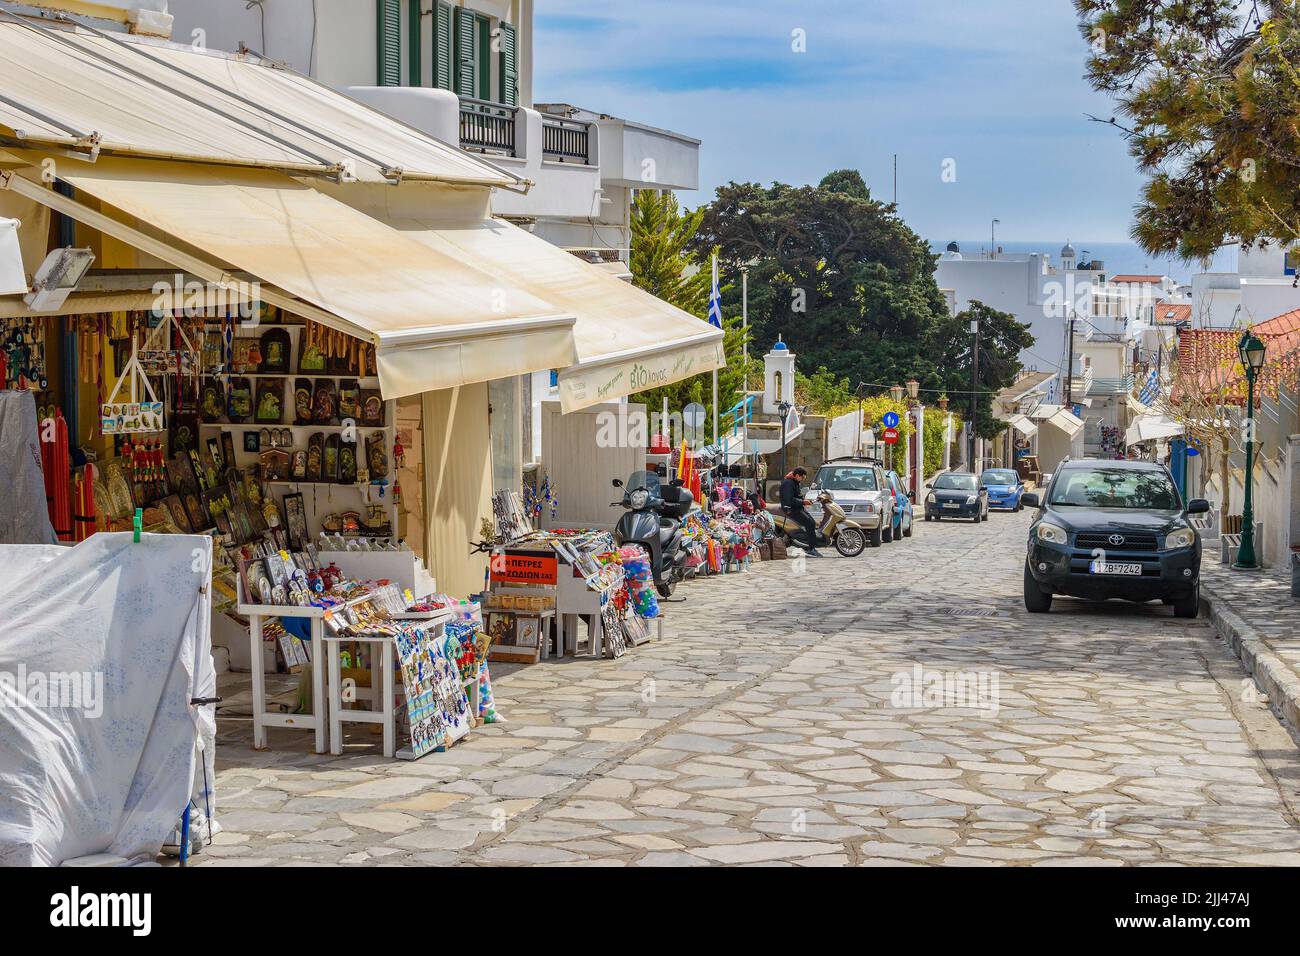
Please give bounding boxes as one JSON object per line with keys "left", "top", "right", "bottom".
{"left": 712, "top": 252, "right": 720, "bottom": 449}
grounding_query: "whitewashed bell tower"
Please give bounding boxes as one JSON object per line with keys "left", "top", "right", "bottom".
{"left": 763, "top": 336, "right": 796, "bottom": 414}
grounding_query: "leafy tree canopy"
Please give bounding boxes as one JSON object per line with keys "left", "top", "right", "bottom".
{"left": 1075, "top": 0, "right": 1300, "bottom": 259}
{"left": 690, "top": 173, "right": 1033, "bottom": 439}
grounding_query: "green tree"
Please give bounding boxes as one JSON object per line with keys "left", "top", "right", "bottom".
{"left": 692, "top": 174, "right": 958, "bottom": 398}
{"left": 627, "top": 189, "right": 751, "bottom": 434}
{"left": 1074, "top": 1, "right": 1300, "bottom": 258}
{"left": 929, "top": 301, "right": 1034, "bottom": 439}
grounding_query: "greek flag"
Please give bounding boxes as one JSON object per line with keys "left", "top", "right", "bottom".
{"left": 707, "top": 254, "right": 723, "bottom": 328}
{"left": 1138, "top": 368, "right": 1160, "bottom": 406}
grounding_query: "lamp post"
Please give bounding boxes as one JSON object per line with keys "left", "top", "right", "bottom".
{"left": 853, "top": 382, "right": 868, "bottom": 457}
{"left": 888, "top": 384, "right": 904, "bottom": 470}
{"left": 777, "top": 400, "right": 792, "bottom": 480}
{"left": 1235, "top": 332, "right": 1267, "bottom": 570}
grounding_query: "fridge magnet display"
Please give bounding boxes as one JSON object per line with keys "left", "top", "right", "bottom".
{"left": 102, "top": 401, "right": 165, "bottom": 435}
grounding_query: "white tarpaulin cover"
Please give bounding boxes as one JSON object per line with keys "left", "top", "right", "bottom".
{"left": 0, "top": 389, "right": 56, "bottom": 544}
{"left": 0, "top": 533, "right": 215, "bottom": 866}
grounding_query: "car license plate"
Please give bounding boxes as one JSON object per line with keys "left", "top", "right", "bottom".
{"left": 943, "top": 502, "right": 960, "bottom": 509}
{"left": 1089, "top": 560, "right": 1142, "bottom": 576}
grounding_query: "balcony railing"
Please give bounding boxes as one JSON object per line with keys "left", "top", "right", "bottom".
{"left": 542, "top": 116, "right": 592, "bottom": 164}
{"left": 459, "top": 98, "right": 517, "bottom": 156}
{"left": 1086, "top": 374, "right": 1136, "bottom": 396}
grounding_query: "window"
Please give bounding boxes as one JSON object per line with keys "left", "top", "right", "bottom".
{"left": 428, "top": 3, "right": 517, "bottom": 105}
{"left": 773, "top": 371, "right": 783, "bottom": 403}
{"left": 979, "top": 469, "right": 1019, "bottom": 487}
{"left": 814, "top": 467, "right": 878, "bottom": 492}
{"left": 933, "top": 474, "right": 977, "bottom": 491}
{"left": 1048, "top": 467, "right": 1179, "bottom": 510}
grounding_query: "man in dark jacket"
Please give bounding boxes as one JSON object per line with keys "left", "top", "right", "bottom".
{"left": 779, "top": 467, "right": 822, "bottom": 556}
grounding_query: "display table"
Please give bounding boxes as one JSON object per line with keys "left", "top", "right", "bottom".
{"left": 239, "top": 596, "right": 329, "bottom": 754}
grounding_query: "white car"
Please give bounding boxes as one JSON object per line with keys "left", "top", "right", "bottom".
{"left": 808, "top": 458, "right": 894, "bottom": 546}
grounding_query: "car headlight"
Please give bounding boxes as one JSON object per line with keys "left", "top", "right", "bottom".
{"left": 1164, "top": 528, "right": 1196, "bottom": 550}
{"left": 965, "top": 495, "right": 978, "bottom": 505}
{"left": 926, "top": 493, "right": 935, "bottom": 505}
{"left": 629, "top": 488, "right": 649, "bottom": 509}
{"left": 862, "top": 502, "right": 875, "bottom": 513}
{"left": 1036, "top": 522, "right": 1068, "bottom": 545}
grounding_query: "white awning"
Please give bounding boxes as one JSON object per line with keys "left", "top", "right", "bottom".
{"left": 1126, "top": 414, "right": 1183, "bottom": 446}
{"left": 0, "top": 17, "right": 518, "bottom": 187}
{"left": 27, "top": 155, "right": 576, "bottom": 398}
{"left": 1007, "top": 414, "right": 1037, "bottom": 438}
{"left": 354, "top": 203, "right": 725, "bottom": 411}
{"left": 1043, "top": 408, "right": 1085, "bottom": 438}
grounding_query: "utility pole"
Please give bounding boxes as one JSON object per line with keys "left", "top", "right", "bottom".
{"left": 968, "top": 310, "right": 980, "bottom": 473}
{"left": 1065, "top": 314, "right": 1075, "bottom": 409}
{"left": 893, "top": 154, "right": 898, "bottom": 206}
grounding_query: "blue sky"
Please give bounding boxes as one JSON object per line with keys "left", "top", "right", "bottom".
{"left": 533, "top": 0, "right": 1145, "bottom": 245}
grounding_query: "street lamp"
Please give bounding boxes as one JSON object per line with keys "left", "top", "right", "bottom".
{"left": 889, "top": 383, "right": 904, "bottom": 402}
{"left": 777, "top": 399, "right": 793, "bottom": 481}
{"left": 1235, "top": 332, "right": 1267, "bottom": 570}
{"left": 905, "top": 378, "right": 920, "bottom": 403}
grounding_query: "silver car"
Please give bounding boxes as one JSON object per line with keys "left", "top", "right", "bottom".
{"left": 809, "top": 458, "right": 894, "bottom": 546}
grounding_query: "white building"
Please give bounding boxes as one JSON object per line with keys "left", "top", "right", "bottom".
{"left": 165, "top": 0, "right": 703, "bottom": 483}
{"left": 1189, "top": 242, "right": 1300, "bottom": 329}
{"left": 937, "top": 242, "right": 1179, "bottom": 459}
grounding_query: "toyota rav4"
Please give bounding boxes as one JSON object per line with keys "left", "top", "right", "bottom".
{"left": 1022, "top": 458, "right": 1210, "bottom": 618}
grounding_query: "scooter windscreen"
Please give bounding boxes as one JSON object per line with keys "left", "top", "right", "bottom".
{"left": 623, "top": 470, "right": 663, "bottom": 510}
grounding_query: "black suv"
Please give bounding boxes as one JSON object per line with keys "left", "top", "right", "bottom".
{"left": 1022, "top": 459, "right": 1210, "bottom": 618}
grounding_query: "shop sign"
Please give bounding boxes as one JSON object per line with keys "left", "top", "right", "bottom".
{"left": 490, "top": 550, "right": 558, "bottom": 585}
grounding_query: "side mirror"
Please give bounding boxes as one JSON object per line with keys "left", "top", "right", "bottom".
{"left": 925, "top": 482, "right": 932, "bottom": 489}
{"left": 1186, "top": 498, "right": 1210, "bottom": 515}
{"left": 907, "top": 491, "right": 916, "bottom": 502}
{"left": 1022, "top": 492, "right": 1040, "bottom": 509}
{"left": 612, "top": 478, "right": 624, "bottom": 488}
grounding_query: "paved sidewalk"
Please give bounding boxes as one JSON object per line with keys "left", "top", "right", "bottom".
{"left": 1201, "top": 559, "right": 1300, "bottom": 734}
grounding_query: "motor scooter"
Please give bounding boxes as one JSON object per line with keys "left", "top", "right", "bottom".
{"left": 611, "top": 471, "right": 693, "bottom": 597}
{"left": 769, "top": 490, "right": 867, "bottom": 557}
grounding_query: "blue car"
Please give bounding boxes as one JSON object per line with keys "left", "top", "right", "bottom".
{"left": 884, "top": 470, "right": 914, "bottom": 541}
{"left": 979, "top": 468, "right": 1025, "bottom": 511}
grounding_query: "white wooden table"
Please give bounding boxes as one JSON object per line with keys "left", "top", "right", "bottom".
{"left": 240, "top": 596, "right": 329, "bottom": 754}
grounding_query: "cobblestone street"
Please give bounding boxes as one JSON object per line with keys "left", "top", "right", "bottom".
{"left": 204, "top": 511, "right": 1300, "bottom": 866}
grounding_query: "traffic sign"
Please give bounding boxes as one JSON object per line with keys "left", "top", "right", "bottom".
{"left": 882, "top": 411, "right": 900, "bottom": 429}
{"left": 883, "top": 427, "right": 899, "bottom": 445}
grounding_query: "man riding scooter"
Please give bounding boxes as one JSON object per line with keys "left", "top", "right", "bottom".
{"left": 779, "top": 467, "right": 822, "bottom": 557}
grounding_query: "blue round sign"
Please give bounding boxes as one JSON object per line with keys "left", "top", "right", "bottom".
{"left": 882, "top": 411, "right": 900, "bottom": 429}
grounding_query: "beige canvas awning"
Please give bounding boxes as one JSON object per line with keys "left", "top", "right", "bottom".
{"left": 0, "top": 16, "right": 518, "bottom": 187}
{"left": 1044, "top": 408, "right": 1085, "bottom": 438}
{"left": 353, "top": 204, "right": 725, "bottom": 411}
{"left": 16, "top": 155, "right": 576, "bottom": 398}
{"left": 1006, "top": 414, "right": 1037, "bottom": 438}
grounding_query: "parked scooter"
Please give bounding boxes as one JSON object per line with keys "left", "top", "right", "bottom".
{"left": 611, "top": 471, "right": 693, "bottom": 597}
{"left": 769, "top": 490, "right": 867, "bottom": 557}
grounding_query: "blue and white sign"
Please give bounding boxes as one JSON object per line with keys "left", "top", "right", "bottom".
{"left": 882, "top": 411, "right": 900, "bottom": 429}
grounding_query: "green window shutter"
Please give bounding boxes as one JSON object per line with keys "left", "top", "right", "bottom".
{"left": 498, "top": 21, "right": 518, "bottom": 106}
{"left": 477, "top": 13, "right": 491, "bottom": 101}
{"left": 454, "top": 5, "right": 476, "bottom": 98}
{"left": 407, "top": 0, "right": 421, "bottom": 87}
{"left": 432, "top": 1, "right": 453, "bottom": 91}
{"left": 376, "top": 0, "right": 401, "bottom": 86}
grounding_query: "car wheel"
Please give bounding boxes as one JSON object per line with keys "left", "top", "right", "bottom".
{"left": 903, "top": 516, "right": 913, "bottom": 538}
{"left": 1024, "top": 561, "right": 1052, "bottom": 613}
{"left": 882, "top": 523, "right": 893, "bottom": 543}
{"left": 869, "top": 526, "right": 883, "bottom": 547}
{"left": 924, "top": 513, "right": 932, "bottom": 522}
{"left": 835, "top": 527, "right": 866, "bottom": 557}
{"left": 1172, "top": 582, "right": 1199, "bottom": 619}
{"left": 1016, "top": 500, "right": 1023, "bottom": 512}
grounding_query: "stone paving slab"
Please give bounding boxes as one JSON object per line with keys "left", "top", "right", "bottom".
{"left": 194, "top": 512, "right": 1300, "bottom": 866}
{"left": 1200, "top": 560, "right": 1300, "bottom": 735}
